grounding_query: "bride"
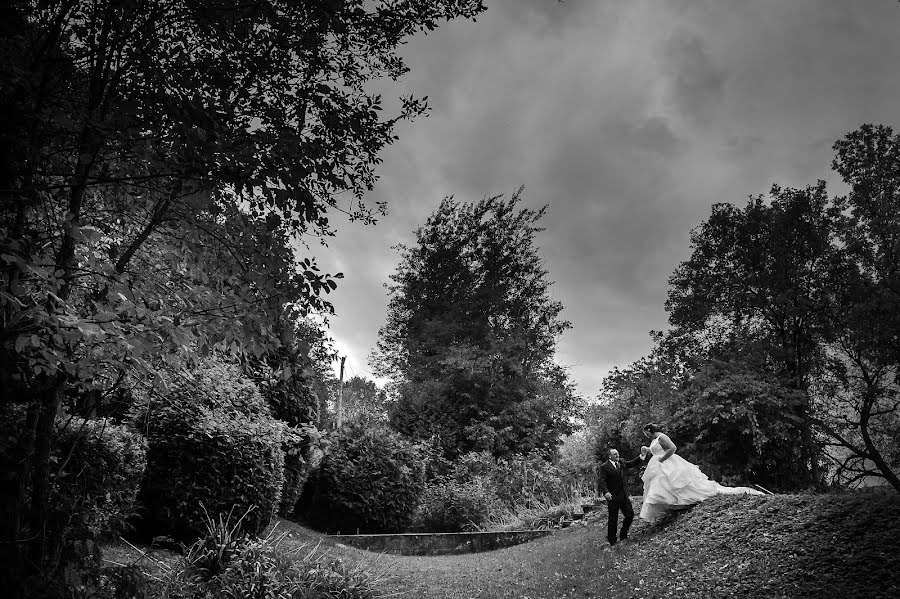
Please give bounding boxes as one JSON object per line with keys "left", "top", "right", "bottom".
{"left": 639, "top": 423, "right": 764, "bottom": 524}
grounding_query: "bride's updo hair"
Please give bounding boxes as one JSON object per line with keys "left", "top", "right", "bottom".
{"left": 643, "top": 423, "right": 661, "bottom": 434}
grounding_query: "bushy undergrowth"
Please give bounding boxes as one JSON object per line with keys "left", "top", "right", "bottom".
{"left": 0, "top": 406, "right": 148, "bottom": 599}
{"left": 300, "top": 423, "right": 424, "bottom": 534}
{"left": 556, "top": 430, "right": 600, "bottom": 492}
{"left": 451, "top": 451, "right": 583, "bottom": 510}
{"left": 278, "top": 424, "right": 319, "bottom": 517}
{"left": 51, "top": 416, "right": 147, "bottom": 542}
{"left": 136, "top": 365, "right": 285, "bottom": 541}
{"left": 486, "top": 498, "right": 581, "bottom": 532}
{"left": 411, "top": 475, "right": 502, "bottom": 532}
{"left": 166, "top": 511, "right": 381, "bottom": 599}
{"left": 409, "top": 449, "right": 589, "bottom": 532}
{"left": 52, "top": 418, "right": 147, "bottom": 598}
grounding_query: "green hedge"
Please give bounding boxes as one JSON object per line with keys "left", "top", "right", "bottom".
{"left": 136, "top": 365, "right": 285, "bottom": 541}
{"left": 278, "top": 424, "right": 319, "bottom": 517}
{"left": 300, "top": 424, "right": 424, "bottom": 534}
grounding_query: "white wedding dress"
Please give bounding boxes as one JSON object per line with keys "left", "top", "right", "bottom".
{"left": 639, "top": 435, "right": 764, "bottom": 524}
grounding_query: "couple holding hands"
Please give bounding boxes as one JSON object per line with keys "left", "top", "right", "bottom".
{"left": 597, "top": 423, "right": 764, "bottom": 547}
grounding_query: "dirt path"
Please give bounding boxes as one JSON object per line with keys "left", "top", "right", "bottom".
{"left": 373, "top": 516, "right": 648, "bottom": 599}
{"left": 273, "top": 500, "right": 652, "bottom": 599}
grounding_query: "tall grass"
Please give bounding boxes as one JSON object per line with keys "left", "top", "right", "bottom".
{"left": 111, "top": 507, "right": 389, "bottom": 599}
{"left": 483, "top": 481, "right": 592, "bottom": 532}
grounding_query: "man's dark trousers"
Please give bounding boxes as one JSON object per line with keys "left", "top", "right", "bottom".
{"left": 606, "top": 494, "right": 633, "bottom": 545}
{"left": 597, "top": 456, "right": 641, "bottom": 545}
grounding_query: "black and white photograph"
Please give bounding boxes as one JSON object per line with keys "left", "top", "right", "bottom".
{"left": 2, "top": 1, "right": 899, "bottom": 597}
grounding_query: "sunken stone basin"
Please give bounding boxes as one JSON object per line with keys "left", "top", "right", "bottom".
{"left": 329, "top": 530, "right": 552, "bottom": 555}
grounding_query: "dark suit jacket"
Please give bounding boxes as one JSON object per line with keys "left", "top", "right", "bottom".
{"left": 597, "top": 456, "right": 643, "bottom": 500}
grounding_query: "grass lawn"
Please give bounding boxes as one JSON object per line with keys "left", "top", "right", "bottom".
{"left": 106, "top": 488, "right": 900, "bottom": 599}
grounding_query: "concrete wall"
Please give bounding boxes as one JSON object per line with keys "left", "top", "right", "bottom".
{"left": 330, "top": 529, "right": 552, "bottom": 555}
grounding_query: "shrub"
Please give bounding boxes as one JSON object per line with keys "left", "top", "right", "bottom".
{"left": 257, "top": 368, "right": 320, "bottom": 428}
{"left": 167, "top": 511, "right": 380, "bottom": 599}
{"left": 51, "top": 417, "right": 147, "bottom": 542}
{"left": 136, "top": 364, "right": 285, "bottom": 541}
{"left": 175, "top": 362, "right": 274, "bottom": 419}
{"left": 452, "top": 450, "right": 496, "bottom": 479}
{"left": 411, "top": 476, "right": 503, "bottom": 532}
{"left": 0, "top": 406, "right": 148, "bottom": 599}
{"left": 487, "top": 497, "right": 580, "bottom": 532}
{"left": 491, "top": 452, "right": 567, "bottom": 509}
{"left": 557, "top": 430, "right": 601, "bottom": 493}
{"left": 300, "top": 423, "right": 424, "bottom": 533}
{"left": 413, "top": 436, "right": 454, "bottom": 480}
{"left": 447, "top": 450, "right": 568, "bottom": 511}
{"left": 278, "top": 424, "right": 320, "bottom": 517}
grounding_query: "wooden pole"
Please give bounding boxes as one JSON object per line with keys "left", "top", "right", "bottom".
{"left": 336, "top": 356, "right": 346, "bottom": 428}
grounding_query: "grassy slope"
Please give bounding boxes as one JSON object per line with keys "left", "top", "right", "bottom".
{"left": 106, "top": 488, "right": 900, "bottom": 599}
{"left": 616, "top": 488, "right": 900, "bottom": 599}
{"left": 344, "top": 488, "right": 900, "bottom": 599}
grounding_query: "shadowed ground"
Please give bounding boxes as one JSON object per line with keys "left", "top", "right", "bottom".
{"left": 107, "top": 489, "right": 900, "bottom": 599}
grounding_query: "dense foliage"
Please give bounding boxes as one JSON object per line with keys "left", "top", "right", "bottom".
{"left": 373, "top": 190, "right": 581, "bottom": 459}
{"left": 50, "top": 417, "right": 147, "bottom": 543}
{"left": 815, "top": 124, "right": 900, "bottom": 490}
{"left": 277, "top": 424, "right": 319, "bottom": 518}
{"left": 338, "top": 375, "right": 389, "bottom": 426}
{"left": 136, "top": 366, "right": 286, "bottom": 541}
{"left": 407, "top": 449, "right": 588, "bottom": 533}
{"left": 251, "top": 319, "right": 340, "bottom": 431}
{"left": 597, "top": 124, "right": 900, "bottom": 493}
{"left": 593, "top": 346, "right": 684, "bottom": 460}
{"left": 664, "top": 183, "right": 833, "bottom": 488}
{"left": 471, "top": 452, "right": 571, "bottom": 511}
{"left": 169, "top": 512, "right": 381, "bottom": 599}
{"left": 46, "top": 418, "right": 146, "bottom": 598}
{"left": 0, "top": 1, "right": 486, "bottom": 592}
{"left": 411, "top": 476, "right": 501, "bottom": 533}
{"left": 556, "top": 429, "right": 602, "bottom": 494}
{"left": 300, "top": 423, "right": 425, "bottom": 534}
{"left": 0, "top": 406, "right": 146, "bottom": 598}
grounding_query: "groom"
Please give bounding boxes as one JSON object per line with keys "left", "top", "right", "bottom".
{"left": 597, "top": 447, "right": 643, "bottom": 547}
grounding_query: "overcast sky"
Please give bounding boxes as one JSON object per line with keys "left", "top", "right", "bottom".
{"left": 310, "top": 0, "right": 900, "bottom": 398}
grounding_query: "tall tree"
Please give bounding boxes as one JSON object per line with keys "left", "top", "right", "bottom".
{"left": 674, "top": 340, "right": 811, "bottom": 488}
{"left": 338, "top": 375, "right": 388, "bottom": 426}
{"left": 664, "top": 183, "right": 836, "bottom": 488}
{"left": 596, "top": 341, "right": 685, "bottom": 452}
{"left": 372, "top": 189, "right": 579, "bottom": 458}
{"left": 0, "top": 1, "right": 486, "bottom": 591}
{"left": 660, "top": 124, "right": 900, "bottom": 492}
{"left": 813, "top": 124, "right": 900, "bottom": 491}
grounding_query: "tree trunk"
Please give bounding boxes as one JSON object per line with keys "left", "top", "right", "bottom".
{"left": 0, "top": 399, "right": 40, "bottom": 597}
{"left": 799, "top": 409, "right": 821, "bottom": 487}
{"left": 18, "top": 116, "right": 99, "bottom": 590}
{"left": 860, "top": 389, "right": 900, "bottom": 493}
{"left": 26, "top": 375, "right": 65, "bottom": 580}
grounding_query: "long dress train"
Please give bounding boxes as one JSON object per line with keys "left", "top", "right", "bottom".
{"left": 639, "top": 436, "right": 764, "bottom": 524}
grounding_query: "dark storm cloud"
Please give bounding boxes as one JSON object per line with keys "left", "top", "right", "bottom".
{"left": 659, "top": 31, "right": 727, "bottom": 123}
{"left": 313, "top": 0, "right": 900, "bottom": 396}
{"left": 627, "top": 116, "right": 680, "bottom": 157}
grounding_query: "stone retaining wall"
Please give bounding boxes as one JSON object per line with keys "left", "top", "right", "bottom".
{"left": 329, "top": 529, "right": 552, "bottom": 556}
